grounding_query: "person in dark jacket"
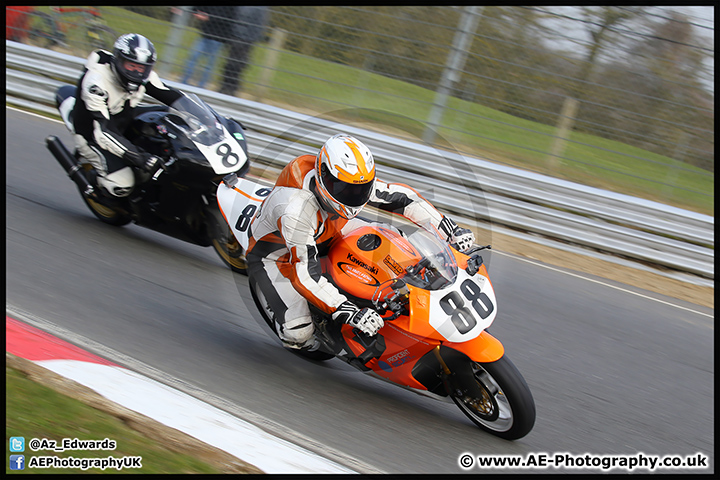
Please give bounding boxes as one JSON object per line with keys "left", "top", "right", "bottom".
{"left": 181, "top": 6, "right": 236, "bottom": 88}
{"left": 218, "top": 6, "right": 270, "bottom": 96}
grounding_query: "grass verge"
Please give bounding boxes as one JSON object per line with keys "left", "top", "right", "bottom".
{"left": 6, "top": 355, "right": 263, "bottom": 474}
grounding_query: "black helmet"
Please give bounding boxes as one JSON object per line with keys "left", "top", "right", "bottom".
{"left": 111, "top": 33, "right": 157, "bottom": 91}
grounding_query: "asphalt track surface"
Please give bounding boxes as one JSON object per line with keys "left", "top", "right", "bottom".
{"left": 5, "top": 107, "right": 714, "bottom": 474}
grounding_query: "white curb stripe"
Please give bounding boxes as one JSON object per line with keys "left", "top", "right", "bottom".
{"left": 34, "top": 359, "right": 354, "bottom": 474}
{"left": 8, "top": 306, "right": 382, "bottom": 474}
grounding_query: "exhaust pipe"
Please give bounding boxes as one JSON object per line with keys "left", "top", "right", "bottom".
{"left": 46, "top": 136, "right": 95, "bottom": 197}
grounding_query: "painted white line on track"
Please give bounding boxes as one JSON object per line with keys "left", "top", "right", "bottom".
{"left": 493, "top": 250, "right": 714, "bottom": 320}
{"left": 8, "top": 105, "right": 64, "bottom": 123}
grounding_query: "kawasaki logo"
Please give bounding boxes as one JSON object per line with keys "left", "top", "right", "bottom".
{"left": 347, "top": 253, "right": 378, "bottom": 275}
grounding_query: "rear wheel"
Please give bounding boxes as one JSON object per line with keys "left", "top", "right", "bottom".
{"left": 451, "top": 355, "right": 535, "bottom": 440}
{"left": 81, "top": 194, "right": 132, "bottom": 226}
{"left": 249, "top": 280, "right": 334, "bottom": 361}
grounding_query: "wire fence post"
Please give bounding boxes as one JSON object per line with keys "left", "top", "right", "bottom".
{"left": 547, "top": 96, "right": 579, "bottom": 169}
{"left": 253, "top": 27, "right": 286, "bottom": 102}
{"left": 158, "top": 6, "right": 191, "bottom": 78}
{"left": 423, "top": 6, "right": 482, "bottom": 144}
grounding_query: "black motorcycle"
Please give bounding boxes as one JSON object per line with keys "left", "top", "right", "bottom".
{"left": 47, "top": 86, "right": 250, "bottom": 273}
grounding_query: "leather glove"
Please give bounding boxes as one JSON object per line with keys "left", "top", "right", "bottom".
{"left": 140, "top": 154, "right": 163, "bottom": 174}
{"left": 126, "top": 150, "right": 163, "bottom": 175}
{"left": 438, "top": 216, "right": 475, "bottom": 253}
{"left": 332, "top": 301, "right": 384, "bottom": 336}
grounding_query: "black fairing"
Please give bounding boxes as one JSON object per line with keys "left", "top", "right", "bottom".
{"left": 51, "top": 83, "right": 250, "bottom": 247}
{"left": 119, "top": 104, "right": 248, "bottom": 245}
{"left": 124, "top": 108, "right": 249, "bottom": 189}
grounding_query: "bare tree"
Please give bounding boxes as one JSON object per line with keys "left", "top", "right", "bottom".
{"left": 572, "top": 7, "right": 647, "bottom": 102}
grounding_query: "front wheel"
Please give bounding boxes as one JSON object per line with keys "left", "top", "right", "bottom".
{"left": 451, "top": 355, "right": 535, "bottom": 440}
{"left": 211, "top": 223, "right": 248, "bottom": 275}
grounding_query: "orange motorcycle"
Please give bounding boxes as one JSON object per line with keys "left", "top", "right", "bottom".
{"left": 217, "top": 175, "right": 535, "bottom": 440}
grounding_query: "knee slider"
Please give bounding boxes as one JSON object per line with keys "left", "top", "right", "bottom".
{"left": 279, "top": 316, "right": 314, "bottom": 344}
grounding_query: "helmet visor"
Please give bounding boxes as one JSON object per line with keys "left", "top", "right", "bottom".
{"left": 123, "top": 60, "right": 149, "bottom": 74}
{"left": 321, "top": 166, "right": 375, "bottom": 207}
{"left": 117, "top": 59, "right": 153, "bottom": 85}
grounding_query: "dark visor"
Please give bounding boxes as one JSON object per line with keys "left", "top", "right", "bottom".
{"left": 321, "top": 166, "right": 374, "bottom": 207}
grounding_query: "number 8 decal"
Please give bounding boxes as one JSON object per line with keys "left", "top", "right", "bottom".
{"left": 460, "top": 278, "right": 494, "bottom": 319}
{"left": 235, "top": 204, "right": 257, "bottom": 232}
{"left": 439, "top": 279, "right": 494, "bottom": 334}
{"left": 439, "top": 291, "right": 476, "bottom": 334}
{"left": 217, "top": 143, "right": 240, "bottom": 168}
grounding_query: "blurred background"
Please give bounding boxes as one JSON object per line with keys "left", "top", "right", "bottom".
{"left": 6, "top": 6, "right": 714, "bottom": 216}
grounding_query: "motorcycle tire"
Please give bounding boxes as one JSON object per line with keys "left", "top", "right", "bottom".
{"left": 81, "top": 194, "right": 132, "bottom": 227}
{"left": 211, "top": 223, "right": 248, "bottom": 275}
{"left": 450, "top": 355, "right": 535, "bottom": 440}
{"left": 249, "top": 279, "right": 335, "bottom": 361}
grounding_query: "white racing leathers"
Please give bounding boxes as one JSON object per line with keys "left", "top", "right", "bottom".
{"left": 246, "top": 155, "right": 446, "bottom": 347}
{"left": 72, "top": 50, "right": 182, "bottom": 196}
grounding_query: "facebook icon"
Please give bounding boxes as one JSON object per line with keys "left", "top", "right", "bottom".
{"left": 10, "top": 455, "right": 25, "bottom": 470}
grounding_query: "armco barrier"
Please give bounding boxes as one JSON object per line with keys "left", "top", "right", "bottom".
{"left": 5, "top": 40, "right": 713, "bottom": 278}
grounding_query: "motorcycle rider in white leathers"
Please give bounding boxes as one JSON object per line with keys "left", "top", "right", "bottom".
{"left": 72, "top": 33, "right": 183, "bottom": 198}
{"left": 246, "top": 134, "right": 476, "bottom": 350}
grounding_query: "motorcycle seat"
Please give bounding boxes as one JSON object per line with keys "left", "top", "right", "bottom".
{"left": 55, "top": 85, "right": 77, "bottom": 134}
{"left": 55, "top": 85, "right": 77, "bottom": 109}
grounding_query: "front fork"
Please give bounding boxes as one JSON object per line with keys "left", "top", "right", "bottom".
{"left": 411, "top": 339, "right": 501, "bottom": 399}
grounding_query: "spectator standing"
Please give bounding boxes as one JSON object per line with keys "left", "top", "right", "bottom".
{"left": 218, "top": 6, "right": 270, "bottom": 96}
{"left": 180, "top": 6, "right": 235, "bottom": 89}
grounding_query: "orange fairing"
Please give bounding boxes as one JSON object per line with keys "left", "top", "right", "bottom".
{"left": 327, "top": 225, "right": 421, "bottom": 301}
{"left": 342, "top": 323, "right": 436, "bottom": 390}
{"left": 444, "top": 331, "right": 504, "bottom": 363}
{"left": 394, "top": 286, "right": 441, "bottom": 340}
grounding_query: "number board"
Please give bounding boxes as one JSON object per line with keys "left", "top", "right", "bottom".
{"left": 427, "top": 268, "right": 496, "bottom": 342}
{"left": 193, "top": 124, "right": 248, "bottom": 174}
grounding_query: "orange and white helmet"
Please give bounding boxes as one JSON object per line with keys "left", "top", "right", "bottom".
{"left": 315, "top": 134, "right": 376, "bottom": 219}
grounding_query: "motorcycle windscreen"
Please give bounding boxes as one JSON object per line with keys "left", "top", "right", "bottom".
{"left": 166, "top": 94, "right": 224, "bottom": 144}
{"left": 165, "top": 93, "right": 247, "bottom": 174}
{"left": 402, "top": 224, "right": 458, "bottom": 290}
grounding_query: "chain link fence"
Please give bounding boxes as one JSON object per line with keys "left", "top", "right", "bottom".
{"left": 6, "top": 6, "right": 714, "bottom": 216}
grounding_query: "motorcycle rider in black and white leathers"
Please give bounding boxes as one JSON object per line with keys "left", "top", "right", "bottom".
{"left": 72, "top": 33, "right": 183, "bottom": 198}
